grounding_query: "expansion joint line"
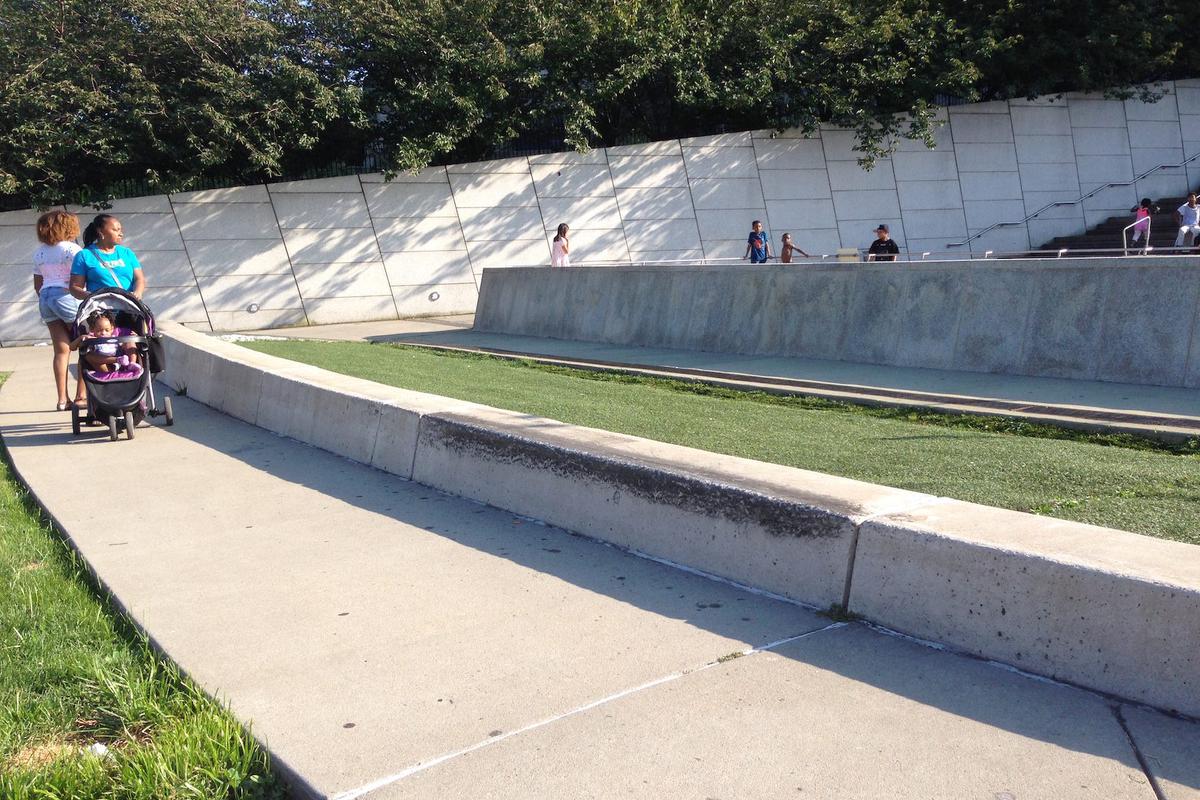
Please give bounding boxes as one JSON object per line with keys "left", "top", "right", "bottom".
{"left": 1111, "top": 704, "right": 1168, "bottom": 800}
{"left": 842, "top": 499, "right": 954, "bottom": 610}
{"left": 331, "top": 622, "right": 847, "bottom": 800}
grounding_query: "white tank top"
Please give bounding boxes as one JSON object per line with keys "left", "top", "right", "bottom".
{"left": 551, "top": 238, "right": 569, "bottom": 267}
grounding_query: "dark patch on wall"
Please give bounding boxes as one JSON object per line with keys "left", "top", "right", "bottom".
{"left": 421, "top": 416, "right": 850, "bottom": 540}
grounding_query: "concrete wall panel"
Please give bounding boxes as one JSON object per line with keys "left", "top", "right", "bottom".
{"left": 360, "top": 167, "right": 448, "bottom": 184}
{"left": 283, "top": 228, "right": 382, "bottom": 264}
{"left": 606, "top": 141, "right": 682, "bottom": 157}
{"left": 118, "top": 213, "right": 186, "bottom": 251}
{"left": 1072, "top": 127, "right": 1132, "bottom": 156}
{"left": 827, "top": 161, "right": 896, "bottom": 191}
{"left": 901, "top": 210, "right": 967, "bottom": 240}
{"left": 146, "top": 286, "right": 208, "bottom": 323}
{"left": 1021, "top": 267, "right": 1108, "bottom": 379}
{"left": 363, "top": 183, "right": 457, "bottom": 219}
{"left": 891, "top": 151, "right": 959, "bottom": 182}
{"left": 549, "top": 229, "right": 630, "bottom": 263}
{"left": 392, "top": 282, "right": 479, "bottom": 317}
{"left": 304, "top": 295, "right": 396, "bottom": 325}
{"left": 170, "top": 185, "right": 268, "bottom": 204}
{"left": 186, "top": 239, "right": 292, "bottom": 277}
{"left": 141, "top": 251, "right": 197, "bottom": 287}
{"left": 955, "top": 142, "right": 1020, "bottom": 171}
{"left": 753, "top": 138, "right": 826, "bottom": 170}
{"left": 374, "top": 217, "right": 464, "bottom": 253}
{"left": 831, "top": 190, "right": 901, "bottom": 222}
{"left": 897, "top": 181, "right": 963, "bottom": 211}
{"left": 198, "top": 274, "right": 303, "bottom": 312}
{"left": 207, "top": 308, "right": 304, "bottom": 331}
{"left": 1095, "top": 267, "right": 1200, "bottom": 385}
{"left": 539, "top": 196, "right": 624, "bottom": 229}
{"left": 268, "top": 175, "right": 363, "bottom": 193}
{"left": 1068, "top": 99, "right": 1127, "bottom": 129}
{"left": 689, "top": 179, "right": 765, "bottom": 210}
{"left": 615, "top": 187, "right": 695, "bottom": 220}
{"left": 765, "top": 199, "right": 837, "bottom": 230}
{"left": 948, "top": 112, "right": 1014, "bottom": 143}
{"left": 527, "top": 150, "right": 608, "bottom": 165}
{"left": 457, "top": 205, "right": 544, "bottom": 241}
{"left": 695, "top": 210, "right": 765, "bottom": 241}
{"left": 446, "top": 157, "right": 530, "bottom": 174}
{"left": 607, "top": 156, "right": 689, "bottom": 188}
{"left": 622, "top": 219, "right": 703, "bottom": 252}
{"left": 272, "top": 193, "right": 372, "bottom": 229}
{"left": 759, "top": 170, "right": 832, "bottom": 200}
{"left": 293, "top": 261, "right": 391, "bottom": 299}
{"left": 384, "top": 252, "right": 474, "bottom": 286}
{"left": 1011, "top": 105, "right": 1072, "bottom": 136}
{"left": 530, "top": 164, "right": 615, "bottom": 198}
{"left": 1015, "top": 135, "right": 1076, "bottom": 164}
{"left": 466, "top": 238, "right": 549, "bottom": 269}
{"left": 174, "top": 203, "right": 281, "bottom": 241}
{"left": 0, "top": 301, "right": 50, "bottom": 341}
{"left": 959, "top": 171, "right": 1023, "bottom": 202}
{"left": 682, "top": 146, "right": 759, "bottom": 178}
{"left": 449, "top": 171, "right": 538, "bottom": 207}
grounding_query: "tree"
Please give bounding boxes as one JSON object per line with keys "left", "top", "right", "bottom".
{"left": 0, "top": 0, "right": 357, "bottom": 208}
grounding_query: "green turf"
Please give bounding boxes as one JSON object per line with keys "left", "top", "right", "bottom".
{"left": 0, "top": 453, "right": 281, "bottom": 798}
{"left": 241, "top": 339, "right": 1200, "bottom": 545}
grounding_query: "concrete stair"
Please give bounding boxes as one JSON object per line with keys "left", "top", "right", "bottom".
{"left": 1039, "top": 193, "right": 1197, "bottom": 254}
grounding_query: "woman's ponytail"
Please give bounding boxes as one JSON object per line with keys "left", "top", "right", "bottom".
{"left": 83, "top": 214, "right": 114, "bottom": 247}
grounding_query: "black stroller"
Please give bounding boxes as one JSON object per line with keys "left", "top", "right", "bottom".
{"left": 71, "top": 287, "right": 175, "bottom": 441}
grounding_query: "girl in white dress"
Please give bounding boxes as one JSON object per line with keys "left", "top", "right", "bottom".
{"left": 551, "top": 223, "right": 570, "bottom": 267}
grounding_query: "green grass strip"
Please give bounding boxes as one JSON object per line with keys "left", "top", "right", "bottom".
{"left": 241, "top": 339, "right": 1200, "bottom": 546}
{"left": 0, "top": 450, "right": 282, "bottom": 798}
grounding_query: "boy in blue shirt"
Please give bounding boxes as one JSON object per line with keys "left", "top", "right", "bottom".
{"left": 743, "top": 220, "right": 772, "bottom": 263}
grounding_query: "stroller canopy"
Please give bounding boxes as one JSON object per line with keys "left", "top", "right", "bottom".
{"left": 74, "top": 287, "right": 156, "bottom": 335}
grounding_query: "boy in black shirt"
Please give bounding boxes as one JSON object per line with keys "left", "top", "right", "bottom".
{"left": 867, "top": 224, "right": 900, "bottom": 261}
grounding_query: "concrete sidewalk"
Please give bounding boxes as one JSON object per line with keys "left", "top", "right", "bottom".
{"left": 2, "top": 345, "right": 1198, "bottom": 799}
{"left": 242, "top": 317, "right": 1200, "bottom": 440}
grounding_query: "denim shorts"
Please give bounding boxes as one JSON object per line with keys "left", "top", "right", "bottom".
{"left": 38, "top": 285, "right": 80, "bottom": 325}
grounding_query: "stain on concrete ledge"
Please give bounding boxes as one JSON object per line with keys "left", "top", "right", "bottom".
{"left": 421, "top": 417, "right": 849, "bottom": 539}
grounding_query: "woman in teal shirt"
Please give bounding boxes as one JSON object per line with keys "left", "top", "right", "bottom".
{"left": 69, "top": 214, "right": 146, "bottom": 299}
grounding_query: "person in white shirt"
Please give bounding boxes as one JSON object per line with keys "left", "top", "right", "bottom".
{"left": 32, "top": 210, "right": 85, "bottom": 411}
{"left": 551, "top": 223, "right": 570, "bottom": 267}
{"left": 1174, "top": 193, "right": 1200, "bottom": 248}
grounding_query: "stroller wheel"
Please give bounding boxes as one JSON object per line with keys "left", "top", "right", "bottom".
{"left": 163, "top": 396, "right": 174, "bottom": 427}
{"left": 123, "top": 411, "right": 135, "bottom": 440}
{"left": 71, "top": 406, "right": 81, "bottom": 436}
{"left": 108, "top": 416, "right": 119, "bottom": 441}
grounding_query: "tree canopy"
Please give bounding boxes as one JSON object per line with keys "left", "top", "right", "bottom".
{"left": 1, "top": 0, "right": 1195, "bottom": 208}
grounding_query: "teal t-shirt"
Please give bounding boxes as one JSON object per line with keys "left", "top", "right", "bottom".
{"left": 71, "top": 245, "right": 140, "bottom": 292}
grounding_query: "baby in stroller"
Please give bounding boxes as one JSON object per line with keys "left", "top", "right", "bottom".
{"left": 70, "top": 311, "right": 139, "bottom": 374}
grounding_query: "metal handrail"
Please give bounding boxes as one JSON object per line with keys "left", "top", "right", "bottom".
{"left": 1122, "top": 217, "right": 1152, "bottom": 255}
{"left": 948, "top": 151, "right": 1200, "bottom": 248}
{"left": 554, "top": 245, "right": 1198, "bottom": 270}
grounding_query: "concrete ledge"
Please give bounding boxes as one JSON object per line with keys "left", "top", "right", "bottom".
{"left": 474, "top": 260, "right": 1200, "bottom": 390}
{"left": 851, "top": 502, "right": 1200, "bottom": 717}
{"left": 159, "top": 322, "right": 1200, "bottom": 716}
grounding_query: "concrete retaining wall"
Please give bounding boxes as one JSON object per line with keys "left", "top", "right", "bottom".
{"left": 475, "top": 259, "right": 1200, "bottom": 389}
{"left": 161, "top": 322, "right": 1200, "bottom": 716}
{"left": 7, "top": 80, "right": 1200, "bottom": 344}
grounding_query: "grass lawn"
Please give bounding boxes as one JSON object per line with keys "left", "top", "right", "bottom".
{"left": 0, "top": 455, "right": 281, "bottom": 798}
{"left": 241, "top": 339, "right": 1200, "bottom": 546}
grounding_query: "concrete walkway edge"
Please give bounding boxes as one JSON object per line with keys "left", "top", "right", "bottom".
{"left": 159, "top": 323, "right": 1200, "bottom": 717}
